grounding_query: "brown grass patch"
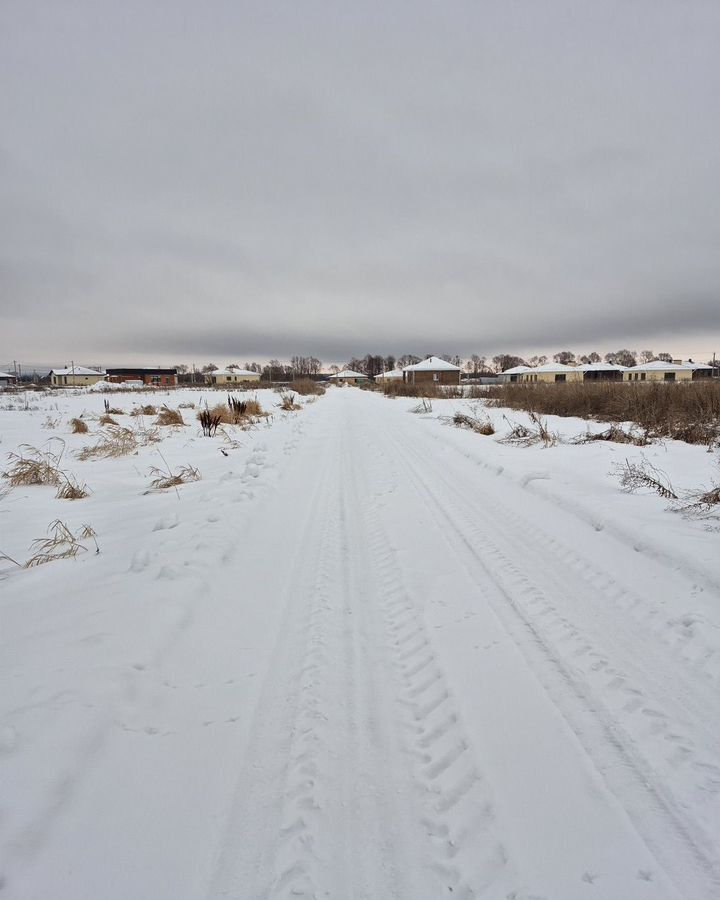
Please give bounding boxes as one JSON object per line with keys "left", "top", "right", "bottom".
{"left": 486, "top": 380, "right": 720, "bottom": 445}
{"left": 3, "top": 442, "right": 65, "bottom": 486}
{"left": 292, "top": 378, "right": 325, "bottom": 396}
{"left": 155, "top": 406, "right": 185, "bottom": 426}
{"left": 70, "top": 417, "right": 89, "bottom": 434}
{"left": 443, "top": 411, "right": 495, "bottom": 435}
{"left": 55, "top": 474, "right": 91, "bottom": 500}
{"left": 76, "top": 426, "right": 138, "bottom": 459}
{"left": 98, "top": 413, "right": 119, "bottom": 426}
{"left": 130, "top": 404, "right": 158, "bottom": 416}
{"left": 146, "top": 463, "right": 200, "bottom": 492}
{"left": 278, "top": 392, "right": 301, "bottom": 411}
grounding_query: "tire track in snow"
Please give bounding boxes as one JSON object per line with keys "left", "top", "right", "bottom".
{"left": 345, "top": 421, "right": 512, "bottom": 898}
{"left": 207, "top": 437, "right": 342, "bottom": 900}
{"left": 383, "top": 416, "right": 720, "bottom": 900}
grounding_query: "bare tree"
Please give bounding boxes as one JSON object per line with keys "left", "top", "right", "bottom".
{"left": 492, "top": 354, "right": 527, "bottom": 373}
{"left": 553, "top": 350, "right": 576, "bottom": 366}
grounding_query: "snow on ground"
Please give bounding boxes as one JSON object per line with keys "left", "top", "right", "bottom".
{"left": 1, "top": 385, "right": 719, "bottom": 899}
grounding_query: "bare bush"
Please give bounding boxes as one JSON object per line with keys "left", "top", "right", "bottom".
{"left": 574, "top": 426, "right": 649, "bottom": 446}
{"left": 499, "top": 412, "right": 558, "bottom": 447}
{"left": 611, "top": 456, "right": 678, "bottom": 499}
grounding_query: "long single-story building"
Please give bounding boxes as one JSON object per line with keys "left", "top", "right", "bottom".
{"left": 207, "top": 368, "right": 261, "bottom": 385}
{"left": 520, "top": 363, "right": 583, "bottom": 383}
{"left": 106, "top": 368, "right": 178, "bottom": 386}
{"left": 329, "top": 369, "right": 367, "bottom": 385}
{"left": 624, "top": 361, "right": 693, "bottom": 382}
{"left": 498, "top": 365, "right": 531, "bottom": 383}
{"left": 50, "top": 366, "right": 106, "bottom": 387}
{"left": 403, "top": 357, "right": 461, "bottom": 385}
{"left": 0, "top": 371, "right": 16, "bottom": 387}
{"left": 577, "top": 362, "right": 627, "bottom": 381}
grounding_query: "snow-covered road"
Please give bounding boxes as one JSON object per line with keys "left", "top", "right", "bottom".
{"left": 2, "top": 387, "right": 719, "bottom": 899}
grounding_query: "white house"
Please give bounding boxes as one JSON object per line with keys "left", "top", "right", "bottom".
{"left": 374, "top": 368, "right": 405, "bottom": 383}
{"left": 329, "top": 369, "right": 367, "bottom": 384}
{"left": 576, "top": 362, "right": 627, "bottom": 381}
{"left": 498, "top": 365, "right": 531, "bottom": 383}
{"left": 50, "top": 366, "right": 106, "bottom": 387}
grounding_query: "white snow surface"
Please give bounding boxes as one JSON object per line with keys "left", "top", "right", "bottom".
{"left": 1, "top": 387, "right": 719, "bottom": 899}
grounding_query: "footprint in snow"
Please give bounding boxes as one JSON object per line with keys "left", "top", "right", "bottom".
{"left": 129, "top": 548, "right": 151, "bottom": 573}
{"left": 152, "top": 514, "right": 179, "bottom": 532}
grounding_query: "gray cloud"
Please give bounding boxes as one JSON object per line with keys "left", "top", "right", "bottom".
{"left": 1, "top": 0, "right": 719, "bottom": 366}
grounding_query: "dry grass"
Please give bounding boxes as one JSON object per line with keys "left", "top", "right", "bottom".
{"left": 383, "top": 381, "right": 441, "bottom": 399}
{"left": 3, "top": 442, "right": 65, "bottom": 486}
{"left": 155, "top": 406, "right": 185, "bottom": 426}
{"left": 55, "top": 473, "right": 91, "bottom": 500}
{"left": 146, "top": 463, "right": 201, "bottom": 492}
{"left": 130, "top": 404, "right": 158, "bottom": 416}
{"left": 200, "top": 397, "right": 266, "bottom": 427}
{"left": 25, "top": 520, "right": 99, "bottom": 567}
{"left": 98, "top": 413, "right": 119, "bottom": 426}
{"left": 292, "top": 379, "right": 325, "bottom": 396}
{"left": 487, "top": 380, "right": 720, "bottom": 445}
{"left": 443, "top": 411, "right": 495, "bottom": 435}
{"left": 70, "top": 417, "right": 89, "bottom": 434}
{"left": 499, "top": 412, "right": 558, "bottom": 447}
{"left": 612, "top": 456, "right": 678, "bottom": 499}
{"left": 178, "top": 401, "right": 195, "bottom": 409}
{"left": 76, "top": 425, "right": 139, "bottom": 459}
{"left": 574, "top": 425, "right": 649, "bottom": 446}
{"left": 278, "top": 392, "right": 301, "bottom": 411}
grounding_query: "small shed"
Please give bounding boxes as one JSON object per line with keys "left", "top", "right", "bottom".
{"left": 624, "top": 362, "right": 693, "bottom": 383}
{"left": 498, "top": 365, "right": 530, "bottom": 383}
{"left": 0, "top": 371, "right": 15, "bottom": 387}
{"left": 329, "top": 369, "right": 367, "bottom": 385}
{"left": 520, "top": 363, "right": 583, "bottom": 384}
{"left": 50, "top": 366, "right": 106, "bottom": 387}
{"left": 403, "top": 357, "right": 461, "bottom": 385}
{"left": 207, "top": 368, "right": 261, "bottom": 385}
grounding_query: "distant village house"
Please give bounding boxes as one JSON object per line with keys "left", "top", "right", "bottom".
{"left": 50, "top": 366, "right": 106, "bottom": 387}
{"left": 403, "top": 357, "right": 461, "bottom": 385}
{"left": 207, "top": 368, "right": 261, "bottom": 385}
{"left": 106, "top": 368, "right": 177, "bottom": 386}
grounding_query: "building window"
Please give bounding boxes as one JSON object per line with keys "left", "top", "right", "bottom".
{"left": 641, "top": 373, "right": 646, "bottom": 381}
{"left": 555, "top": 374, "right": 566, "bottom": 383}
{"left": 664, "top": 372, "right": 675, "bottom": 381}
{"left": 433, "top": 373, "right": 439, "bottom": 381}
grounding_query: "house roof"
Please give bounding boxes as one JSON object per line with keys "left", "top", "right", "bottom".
{"left": 576, "top": 362, "right": 627, "bottom": 371}
{"left": 681, "top": 361, "right": 713, "bottom": 370}
{"left": 525, "top": 362, "right": 578, "bottom": 373}
{"left": 329, "top": 369, "right": 366, "bottom": 379}
{"left": 50, "top": 366, "right": 105, "bottom": 376}
{"left": 0, "top": 371, "right": 14, "bottom": 379}
{"left": 375, "top": 369, "right": 404, "bottom": 378}
{"left": 501, "top": 365, "right": 531, "bottom": 375}
{"left": 625, "top": 361, "right": 692, "bottom": 372}
{"left": 403, "top": 356, "right": 462, "bottom": 372}
{"left": 212, "top": 368, "right": 258, "bottom": 377}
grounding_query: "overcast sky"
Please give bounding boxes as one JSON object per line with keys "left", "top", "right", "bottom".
{"left": 1, "top": 0, "right": 719, "bottom": 367}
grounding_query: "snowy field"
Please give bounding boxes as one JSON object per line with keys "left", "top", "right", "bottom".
{"left": 1, "top": 385, "right": 719, "bottom": 899}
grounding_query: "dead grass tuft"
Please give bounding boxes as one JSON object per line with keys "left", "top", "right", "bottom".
{"left": 25, "top": 520, "right": 99, "bottom": 567}
{"left": 146, "top": 463, "right": 201, "bottom": 492}
{"left": 98, "top": 413, "right": 119, "bottom": 426}
{"left": 55, "top": 474, "right": 91, "bottom": 500}
{"left": 3, "top": 442, "right": 65, "bottom": 486}
{"left": 409, "top": 398, "right": 433, "bottom": 414}
{"left": 130, "top": 404, "right": 158, "bottom": 416}
{"left": 70, "top": 417, "right": 89, "bottom": 434}
{"left": 443, "top": 411, "right": 495, "bottom": 435}
{"left": 155, "top": 406, "right": 185, "bottom": 426}
{"left": 278, "top": 392, "right": 301, "bottom": 411}
{"left": 76, "top": 426, "right": 138, "bottom": 459}
{"left": 574, "top": 425, "right": 649, "bottom": 446}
